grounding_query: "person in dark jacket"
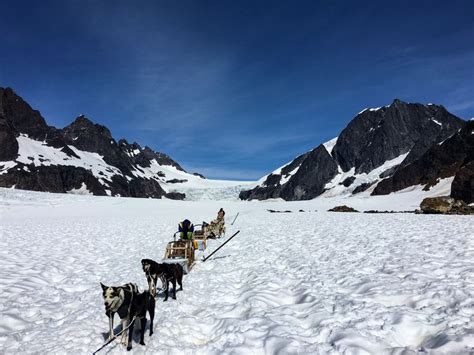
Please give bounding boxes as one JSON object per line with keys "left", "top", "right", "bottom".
{"left": 178, "top": 219, "right": 194, "bottom": 240}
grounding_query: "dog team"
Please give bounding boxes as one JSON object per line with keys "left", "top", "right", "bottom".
{"left": 100, "top": 259, "right": 183, "bottom": 350}
{"left": 99, "top": 209, "right": 225, "bottom": 351}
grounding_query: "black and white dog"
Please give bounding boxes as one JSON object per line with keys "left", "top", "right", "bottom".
{"left": 100, "top": 282, "right": 138, "bottom": 345}
{"left": 141, "top": 259, "right": 183, "bottom": 301}
{"left": 100, "top": 282, "right": 155, "bottom": 350}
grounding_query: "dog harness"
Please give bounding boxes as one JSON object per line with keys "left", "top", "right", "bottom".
{"left": 159, "top": 273, "right": 168, "bottom": 291}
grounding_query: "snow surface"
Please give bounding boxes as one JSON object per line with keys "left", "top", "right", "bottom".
{"left": 1, "top": 189, "right": 473, "bottom": 354}
{"left": 67, "top": 182, "right": 93, "bottom": 195}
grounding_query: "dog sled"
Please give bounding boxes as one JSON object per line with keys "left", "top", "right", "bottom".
{"left": 202, "top": 208, "right": 226, "bottom": 239}
{"left": 193, "top": 224, "right": 208, "bottom": 251}
{"left": 163, "top": 233, "right": 195, "bottom": 274}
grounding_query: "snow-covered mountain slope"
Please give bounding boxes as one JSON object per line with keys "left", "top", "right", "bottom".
{"left": 241, "top": 99, "right": 467, "bottom": 201}
{"left": 1, "top": 189, "right": 473, "bottom": 354}
{"left": 0, "top": 132, "right": 208, "bottom": 197}
{"left": 0, "top": 133, "right": 250, "bottom": 200}
{"left": 321, "top": 152, "right": 410, "bottom": 197}
{"left": 255, "top": 137, "right": 339, "bottom": 190}
{"left": 0, "top": 87, "right": 253, "bottom": 200}
{"left": 373, "top": 120, "right": 474, "bottom": 203}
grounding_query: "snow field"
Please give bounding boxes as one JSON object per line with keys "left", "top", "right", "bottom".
{"left": 0, "top": 190, "right": 473, "bottom": 354}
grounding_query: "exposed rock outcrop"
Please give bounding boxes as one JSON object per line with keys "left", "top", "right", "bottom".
{"left": 373, "top": 121, "right": 474, "bottom": 203}
{"left": 239, "top": 145, "right": 339, "bottom": 201}
{"left": 0, "top": 116, "right": 18, "bottom": 161}
{"left": 451, "top": 160, "right": 474, "bottom": 204}
{"left": 420, "top": 196, "right": 474, "bottom": 215}
{"left": 328, "top": 205, "right": 359, "bottom": 213}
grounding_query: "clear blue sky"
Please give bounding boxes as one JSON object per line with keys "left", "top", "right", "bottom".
{"left": 1, "top": 1, "right": 473, "bottom": 180}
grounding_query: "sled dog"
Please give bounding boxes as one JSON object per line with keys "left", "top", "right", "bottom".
{"left": 100, "top": 282, "right": 154, "bottom": 350}
{"left": 126, "top": 290, "right": 155, "bottom": 350}
{"left": 141, "top": 258, "right": 183, "bottom": 301}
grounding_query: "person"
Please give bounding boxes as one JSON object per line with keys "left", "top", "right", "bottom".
{"left": 217, "top": 208, "right": 225, "bottom": 219}
{"left": 204, "top": 208, "right": 226, "bottom": 239}
{"left": 178, "top": 219, "right": 194, "bottom": 240}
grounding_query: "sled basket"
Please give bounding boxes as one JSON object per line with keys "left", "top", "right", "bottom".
{"left": 163, "top": 233, "right": 195, "bottom": 273}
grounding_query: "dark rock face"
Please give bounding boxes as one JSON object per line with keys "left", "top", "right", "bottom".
{"left": 0, "top": 163, "right": 107, "bottom": 195}
{"left": 279, "top": 145, "right": 338, "bottom": 200}
{"left": 63, "top": 116, "right": 134, "bottom": 174}
{"left": 238, "top": 183, "right": 279, "bottom": 201}
{"left": 352, "top": 182, "right": 376, "bottom": 194}
{"left": 340, "top": 176, "right": 356, "bottom": 187}
{"left": 0, "top": 87, "right": 191, "bottom": 199}
{"left": 239, "top": 146, "right": 338, "bottom": 201}
{"left": 239, "top": 153, "right": 309, "bottom": 200}
{"left": 373, "top": 121, "right": 474, "bottom": 203}
{"left": 166, "top": 179, "right": 188, "bottom": 184}
{"left": 0, "top": 87, "right": 50, "bottom": 140}
{"left": 127, "top": 176, "right": 166, "bottom": 198}
{"left": 240, "top": 99, "right": 465, "bottom": 201}
{"left": 0, "top": 116, "right": 18, "bottom": 161}
{"left": 332, "top": 100, "right": 464, "bottom": 174}
{"left": 164, "top": 192, "right": 186, "bottom": 200}
{"left": 450, "top": 160, "right": 474, "bottom": 204}
{"left": 117, "top": 139, "right": 185, "bottom": 172}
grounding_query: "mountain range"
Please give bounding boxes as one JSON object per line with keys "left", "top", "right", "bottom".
{"left": 240, "top": 99, "right": 473, "bottom": 204}
{"left": 0, "top": 87, "right": 205, "bottom": 199}
{"left": 1, "top": 87, "right": 472, "bottom": 204}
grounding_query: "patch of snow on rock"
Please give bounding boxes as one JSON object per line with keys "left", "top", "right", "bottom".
{"left": 67, "top": 182, "right": 93, "bottom": 195}
{"left": 431, "top": 118, "right": 442, "bottom": 126}
{"left": 322, "top": 152, "right": 410, "bottom": 197}
{"left": 15, "top": 135, "right": 122, "bottom": 182}
{"left": 322, "top": 137, "right": 338, "bottom": 155}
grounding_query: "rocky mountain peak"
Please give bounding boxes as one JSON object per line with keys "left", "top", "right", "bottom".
{"left": 0, "top": 87, "right": 50, "bottom": 140}
{"left": 141, "top": 145, "right": 185, "bottom": 172}
{"left": 72, "top": 114, "right": 92, "bottom": 125}
{"left": 331, "top": 100, "right": 464, "bottom": 174}
{"left": 391, "top": 98, "right": 404, "bottom": 107}
{"left": 62, "top": 115, "right": 116, "bottom": 157}
{"left": 241, "top": 99, "right": 466, "bottom": 201}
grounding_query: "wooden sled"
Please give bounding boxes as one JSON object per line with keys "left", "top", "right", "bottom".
{"left": 163, "top": 232, "right": 195, "bottom": 273}
{"left": 193, "top": 224, "right": 207, "bottom": 251}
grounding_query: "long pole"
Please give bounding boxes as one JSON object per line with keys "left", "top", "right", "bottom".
{"left": 231, "top": 212, "right": 240, "bottom": 226}
{"left": 202, "top": 231, "right": 240, "bottom": 262}
{"left": 92, "top": 316, "right": 137, "bottom": 354}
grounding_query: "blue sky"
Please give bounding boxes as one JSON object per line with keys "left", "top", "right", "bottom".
{"left": 1, "top": 1, "right": 473, "bottom": 180}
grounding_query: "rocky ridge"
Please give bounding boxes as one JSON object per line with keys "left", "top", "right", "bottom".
{"left": 0, "top": 87, "right": 200, "bottom": 199}
{"left": 240, "top": 100, "right": 469, "bottom": 202}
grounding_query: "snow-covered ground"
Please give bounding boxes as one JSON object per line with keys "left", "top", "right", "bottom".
{"left": 1, "top": 189, "right": 473, "bottom": 354}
